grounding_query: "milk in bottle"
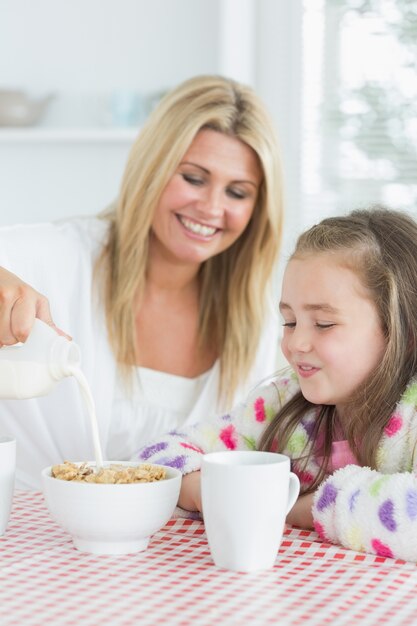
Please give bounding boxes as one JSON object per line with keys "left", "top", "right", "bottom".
{"left": 0, "top": 319, "right": 103, "bottom": 467}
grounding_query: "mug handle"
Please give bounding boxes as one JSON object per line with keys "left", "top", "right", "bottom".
{"left": 286, "top": 472, "right": 301, "bottom": 513}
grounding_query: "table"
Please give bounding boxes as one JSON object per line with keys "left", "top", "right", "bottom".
{"left": 1, "top": 492, "right": 417, "bottom": 626}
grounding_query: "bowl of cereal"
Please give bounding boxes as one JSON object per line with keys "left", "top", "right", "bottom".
{"left": 42, "top": 461, "right": 182, "bottom": 555}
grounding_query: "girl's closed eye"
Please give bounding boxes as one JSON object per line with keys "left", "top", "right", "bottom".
{"left": 282, "top": 321, "right": 336, "bottom": 330}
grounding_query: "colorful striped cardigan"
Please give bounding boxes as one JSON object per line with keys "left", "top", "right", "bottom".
{"left": 134, "top": 371, "right": 417, "bottom": 562}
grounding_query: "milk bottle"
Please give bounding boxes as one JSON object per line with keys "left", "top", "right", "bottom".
{"left": 0, "top": 319, "right": 81, "bottom": 399}
{"left": 0, "top": 319, "right": 103, "bottom": 467}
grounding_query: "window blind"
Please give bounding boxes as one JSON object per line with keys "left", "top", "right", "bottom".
{"left": 300, "top": 0, "right": 417, "bottom": 228}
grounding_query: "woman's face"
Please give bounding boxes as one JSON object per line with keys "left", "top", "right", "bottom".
{"left": 150, "top": 129, "right": 263, "bottom": 268}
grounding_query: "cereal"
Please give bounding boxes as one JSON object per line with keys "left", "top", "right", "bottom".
{"left": 51, "top": 461, "right": 166, "bottom": 484}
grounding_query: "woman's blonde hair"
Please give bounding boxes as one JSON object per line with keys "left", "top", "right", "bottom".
{"left": 96, "top": 75, "right": 283, "bottom": 406}
{"left": 260, "top": 207, "right": 417, "bottom": 492}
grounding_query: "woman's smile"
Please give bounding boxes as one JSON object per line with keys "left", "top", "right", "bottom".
{"left": 176, "top": 214, "right": 220, "bottom": 239}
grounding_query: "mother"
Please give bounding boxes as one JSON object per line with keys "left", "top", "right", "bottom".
{"left": 0, "top": 75, "right": 283, "bottom": 488}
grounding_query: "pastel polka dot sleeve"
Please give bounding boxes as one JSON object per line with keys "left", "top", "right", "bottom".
{"left": 313, "top": 379, "right": 417, "bottom": 562}
{"left": 313, "top": 466, "right": 417, "bottom": 561}
{"left": 133, "top": 373, "right": 299, "bottom": 475}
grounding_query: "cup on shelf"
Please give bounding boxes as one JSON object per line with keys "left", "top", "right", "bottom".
{"left": 201, "top": 451, "right": 300, "bottom": 572}
{"left": 0, "top": 436, "right": 16, "bottom": 535}
{"left": 110, "top": 91, "right": 144, "bottom": 128}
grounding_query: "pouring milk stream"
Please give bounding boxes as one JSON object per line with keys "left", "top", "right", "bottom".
{"left": 0, "top": 319, "right": 104, "bottom": 468}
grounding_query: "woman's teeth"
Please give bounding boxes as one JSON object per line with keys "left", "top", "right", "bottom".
{"left": 179, "top": 216, "right": 217, "bottom": 237}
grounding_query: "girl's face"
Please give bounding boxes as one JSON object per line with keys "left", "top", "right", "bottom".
{"left": 150, "top": 128, "right": 262, "bottom": 268}
{"left": 280, "top": 253, "right": 387, "bottom": 414}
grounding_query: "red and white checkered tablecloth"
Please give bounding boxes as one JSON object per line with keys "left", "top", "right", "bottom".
{"left": 1, "top": 491, "right": 417, "bottom": 626}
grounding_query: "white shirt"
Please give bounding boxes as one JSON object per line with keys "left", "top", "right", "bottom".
{"left": 107, "top": 367, "right": 211, "bottom": 460}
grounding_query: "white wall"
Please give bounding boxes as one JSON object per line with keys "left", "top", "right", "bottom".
{"left": 0, "top": 0, "right": 220, "bottom": 94}
{"left": 2, "top": 139, "right": 131, "bottom": 222}
{"left": 255, "top": 0, "right": 303, "bottom": 277}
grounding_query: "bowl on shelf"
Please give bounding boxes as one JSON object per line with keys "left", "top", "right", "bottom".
{"left": 0, "top": 90, "right": 53, "bottom": 127}
{"left": 42, "top": 461, "right": 182, "bottom": 555}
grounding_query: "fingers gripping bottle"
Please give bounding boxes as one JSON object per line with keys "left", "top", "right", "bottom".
{"left": 0, "top": 319, "right": 81, "bottom": 399}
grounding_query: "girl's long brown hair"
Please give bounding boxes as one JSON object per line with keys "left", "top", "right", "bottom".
{"left": 260, "top": 207, "right": 417, "bottom": 493}
{"left": 95, "top": 75, "right": 283, "bottom": 408}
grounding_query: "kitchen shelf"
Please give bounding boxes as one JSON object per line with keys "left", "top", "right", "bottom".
{"left": 0, "top": 127, "right": 138, "bottom": 143}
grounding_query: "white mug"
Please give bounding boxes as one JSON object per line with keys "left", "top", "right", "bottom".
{"left": 201, "top": 451, "right": 300, "bottom": 572}
{"left": 0, "top": 436, "right": 16, "bottom": 535}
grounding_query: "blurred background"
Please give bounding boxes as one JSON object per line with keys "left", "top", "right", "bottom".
{"left": 0, "top": 0, "right": 416, "bottom": 252}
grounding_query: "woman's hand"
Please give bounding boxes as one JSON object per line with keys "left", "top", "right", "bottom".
{"left": 0, "top": 266, "right": 59, "bottom": 346}
{"left": 178, "top": 471, "right": 202, "bottom": 512}
{"left": 286, "top": 492, "right": 315, "bottom": 529}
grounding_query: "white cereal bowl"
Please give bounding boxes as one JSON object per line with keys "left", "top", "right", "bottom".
{"left": 42, "top": 461, "right": 181, "bottom": 555}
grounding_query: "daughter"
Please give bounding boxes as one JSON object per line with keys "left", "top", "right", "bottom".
{"left": 135, "top": 207, "right": 417, "bottom": 562}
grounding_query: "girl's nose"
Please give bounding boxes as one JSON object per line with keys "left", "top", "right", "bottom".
{"left": 287, "top": 327, "right": 312, "bottom": 354}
